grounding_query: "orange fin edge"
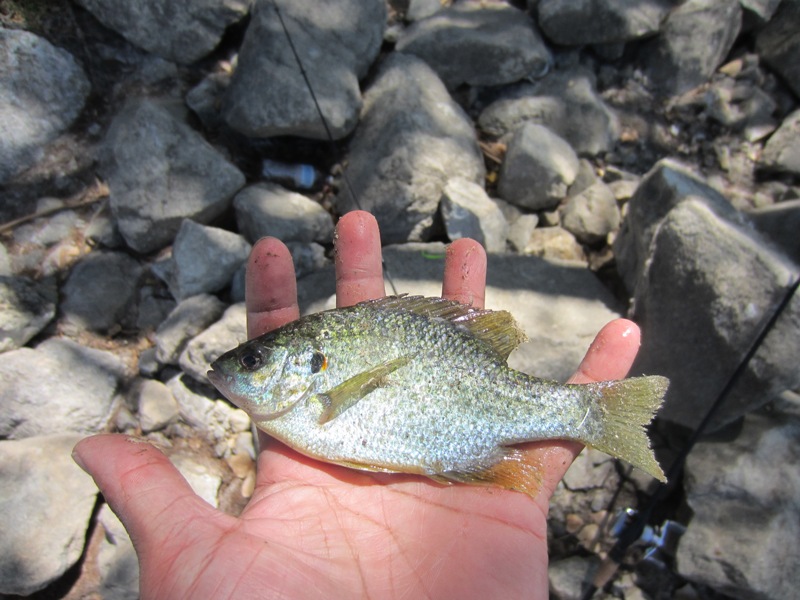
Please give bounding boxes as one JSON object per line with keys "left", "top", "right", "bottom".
{"left": 433, "top": 447, "right": 544, "bottom": 497}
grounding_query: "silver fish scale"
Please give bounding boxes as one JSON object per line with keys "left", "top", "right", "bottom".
{"left": 260, "top": 303, "right": 597, "bottom": 475}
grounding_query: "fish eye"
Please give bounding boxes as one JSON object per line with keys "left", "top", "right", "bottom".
{"left": 310, "top": 351, "right": 327, "bottom": 374}
{"left": 239, "top": 348, "right": 264, "bottom": 371}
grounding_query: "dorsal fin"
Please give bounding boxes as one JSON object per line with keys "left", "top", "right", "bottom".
{"left": 358, "top": 295, "right": 528, "bottom": 361}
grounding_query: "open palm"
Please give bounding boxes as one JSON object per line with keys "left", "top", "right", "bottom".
{"left": 74, "top": 211, "right": 643, "bottom": 599}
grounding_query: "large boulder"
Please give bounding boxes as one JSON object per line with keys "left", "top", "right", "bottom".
{"left": 0, "top": 29, "right": 90, "bottom": 183}
{"left": 755, "top": 0, "right": 800, "bottom": 98}
{"left": 759, "top": 109, "right": 800, "bottom": 176}
{"left": 498, "top": 123, "right": 580, "bottom": 211}
{"left": 395, "top": 0, "right": 551, "bottom": 89}
{"left": 103, "top": 98, "right": 245, "bottom": 254}
{"left": 156, "top": 220, "right": 251, "bottom": 301}
{"left": 0, "top": 339, "right": 125, "bottom": 440}
{"left": 537, "top": 0, "right": 671, "bottom": 46}
{"left": 0, "top": 435, "right": 98, "bottom": 595}
{"left": 478, "top": 66, "right": 620, "bottom": 156}
{"left": 0, "top": 275, "right": 56, "bottom": 352}
{"left": 61, "top": 251, "right": 143, "bottom": 333}
{"left": 677, "top": 407, "right": 800, "bottom": 599}
{"left": 222, "top": 0, "right": 386, "bottom": 139}
{"left": 616, "top": 160, "right": 800, "bottom": 431}
{"left": 233, "top": 183, "right": 334, "bottom": 244}
{"left": 638, "top": 0, "right": 742, "bottom": 97}
{"left": 334, "top": 53, "right": 484, "bottom": 243}
{"left": 73, "top": 0, "right": 249, "bottom": 64}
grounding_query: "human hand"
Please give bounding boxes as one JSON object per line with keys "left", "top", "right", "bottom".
{"left": 73, "top": 211, "right": 643, "bottom": 599}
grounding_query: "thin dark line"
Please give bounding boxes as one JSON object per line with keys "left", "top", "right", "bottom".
{"left": 582, "top": 272, "right": 800, "bottom": 599}
{"left": 270, "top": 0, "right": 398, "bottom": 295}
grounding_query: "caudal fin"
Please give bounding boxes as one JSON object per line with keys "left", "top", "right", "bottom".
{"left": 585, "top": 376, "right": 668, "bottom": 482}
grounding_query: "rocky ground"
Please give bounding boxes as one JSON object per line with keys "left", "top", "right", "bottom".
{"left": 1, "top": 0, "right": 799, "bottom": 598}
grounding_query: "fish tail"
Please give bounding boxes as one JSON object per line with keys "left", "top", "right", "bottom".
{"left": 583, "top": 376, "right": 668, "bottom": 482}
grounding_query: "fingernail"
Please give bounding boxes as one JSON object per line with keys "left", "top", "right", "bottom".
{"left": 71, "top": 442, "right": 88, "bottom": 473}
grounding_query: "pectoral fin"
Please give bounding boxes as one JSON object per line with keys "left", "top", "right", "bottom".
{"left": 318, "top": 356, "right": 411, "bottom": 424}
{"left": 433, "top": 447, "right": 544, "bottom": 498}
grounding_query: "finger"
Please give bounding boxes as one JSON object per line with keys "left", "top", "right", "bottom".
{"left": 72, "top": 434, "right": 218, "bottom": 550}
{"left": 442, "top": 238, "right": 487, "bottom": 308}
{"left": 566, "top": 319, "right": 641, "bottom": 384}
{"left": 246, "top": 237, "right": 300, "bottom": 338}
{"left": 334, "top": 210, "right": 385, "bottom": 307}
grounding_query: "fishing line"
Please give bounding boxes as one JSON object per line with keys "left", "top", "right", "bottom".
{"left": 581, "top": 272, "right": 800, "bottom": 600}
{"left": 270, "top": 0, "right": 399, "bottom": 295}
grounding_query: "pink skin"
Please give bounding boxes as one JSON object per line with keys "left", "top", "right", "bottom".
{"left": 73, "top": 210, "right": 642, "bottom": 599}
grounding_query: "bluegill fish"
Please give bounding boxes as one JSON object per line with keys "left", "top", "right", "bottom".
{"left": 208, "top": 296, "right": 667, "bottom": 496}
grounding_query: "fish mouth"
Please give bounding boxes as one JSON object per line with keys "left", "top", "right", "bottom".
{"left": 207, "top": 367, "right": 239, "bottom": 403}
{"left": 206, "top": 367, "right": 224, "bottom": 389}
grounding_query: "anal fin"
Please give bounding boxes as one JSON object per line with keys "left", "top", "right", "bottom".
{"left": 434, "top": 447, "right": 544, "bottom": 498}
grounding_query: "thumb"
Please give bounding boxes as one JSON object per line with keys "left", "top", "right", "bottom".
{"left": 72, "top": 434, "right": 216, "bottom": 550}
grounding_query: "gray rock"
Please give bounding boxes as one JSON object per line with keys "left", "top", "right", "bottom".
{"left": 138, "top": 346, "right": 160, "bottom": 378}
{"left": 381, "top": 243, "right": 622, "bottom": 381}
{"left": 507, "top": 214, "right": 540, "bottom": 253}
{"left": 747, "top": 199, "right": 800, "bottom": 265}
{"left": 167, "top": 372, "right": 251, "bottom": 450}
{"left": 677, "top": 409, "right": 800, "bottom": 599}
{"left": 440, "top": 177, "right": 508, "bottom": 253}
{"left": 186, "top": 71, "right": 231, "bottom": 130}
{"left": 73, "top": 0, "right": 249, "bottom": 64}
{"left": 0, "top": 338, "right": 124, "bottom": 439}
{"left": 96, "top": 504, "right": 139, "bottom": 600}
{"left": 759, "top": 109, "right": 800, "bottom": 176}
{"left": 478, "top": 66, "right": 620, "bottom": 156}
{"left": 135, "top": 285, "right": 176, "bottom": 332}
{"left": 0, "top": 275, "right": 56, "bottom": 352}
{"left": 639, "top": 0, "right": 742, "bottom": 97}
{"left": 498, "top": 123, "right": 580, "bottom": 211}
{"left": 103, "top": 98, "right": 245, "bottom": 254}
{"left": 137, "top": 379, "right": 179, "bottom": 433}
{"left": 179, "top": 303, "right": 248, "bottom": 383}
{"left": 629, "top": 198, "right": 800, "bottom": 431}
{"left": 561, "top": 447, "right": 617, "bottom": 492}
{"left": 706, "top": 80, "right": 778, "bottom": 144}
{"left": 222, "top": 0, "right": 386, "bottom": 139}
{"left": 0, "top": 434, "right": 98, "bottom": 596}
{"left": 561, "top": 181, "right": 620, "bottom": 245}
{"left": 0, "top": 243, "right": 10, "bottom": 276}
{"left": 755, "top": 0, "right": 800, "bottom": 98}
{"left": 170, "top": 451, "right": 223, "bottom": 507}
{"left": 395, "top": 1, "right": 551, "bottom": 89}
{"left": 740, "top": 0, "right": 782, "bottom": 21}
{"left": 85, "top": 204, "right": 125, "bottom": 250}
{"left": 537, "top": 0, "right": 671, "bottom": 46}
{"left": 287, "top": 242, "right": 330, "bottom": 279}
{"left": 334, "top": 53, "right": 484, "bottom": 243}
{"left": 0, "top": 29, "right": 91, "bottom": 183}
{"left": 234, "top": 183, "right": 334, "bottom": 244}
{"left": 13, "top": 201, "right": 83, "bottom": 247}
{"left": 406, "top": 0, "right": 442, "bottom": 21}
{"left": 155, "top": 294, "right": 227, "bottom": 365}
{"left": 522, "top": 226, "right": 587, "bottom": 265}
{"left": 549, "top": 555, "right": 600, "bottom": 600}
{"left": 614, "top": 159, "right": 742, "bottom": 296}
{"left": 161, "top": 220, "right": 251, "bottom": 301}
{"left": 61, "top": 251, "right": 143, "bottom": 333}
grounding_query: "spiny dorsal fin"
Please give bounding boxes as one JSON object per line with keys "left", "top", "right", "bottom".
{"left": 358, "top": 295, "right": 528, "bottom": 360}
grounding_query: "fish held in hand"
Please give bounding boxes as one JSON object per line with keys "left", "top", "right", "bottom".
{"left": 208, "top": 296, "right": 668, "bottom": 496}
